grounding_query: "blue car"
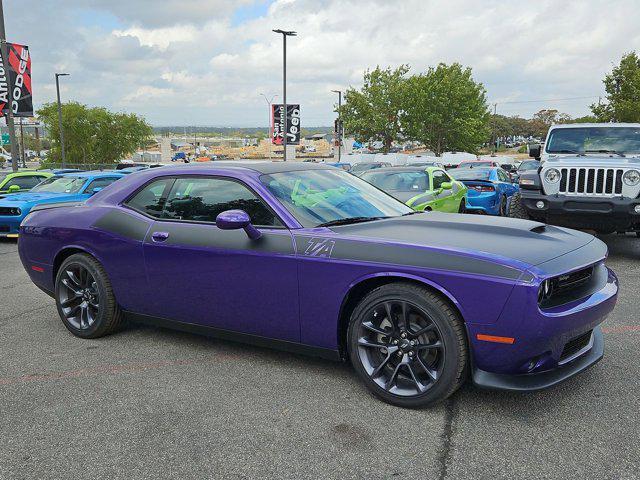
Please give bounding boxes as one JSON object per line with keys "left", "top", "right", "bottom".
{"left": 0, "top": 171, "right": 125, "bottom": 237}
{"left": 449, "top": 167, "right": 519, "bottom": 216}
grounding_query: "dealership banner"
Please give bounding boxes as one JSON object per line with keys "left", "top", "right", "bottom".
{"left": 272, "top": 104, "right": 300, "bottom": 145}
{"left": 0, "top": 43, "right": 33, "bottom": 118}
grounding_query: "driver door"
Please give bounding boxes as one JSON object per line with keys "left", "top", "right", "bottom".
{"left": 139, "top": 175, "right": 300, "bottom": 342}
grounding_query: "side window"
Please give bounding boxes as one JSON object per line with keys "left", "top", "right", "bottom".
{"left": 85, "top": 177, "right": 120, "bottom": 192}
{"left": 162, "top": 177, "right": 282, "bottom": 227}
{"left": 432, "top": 170, "right": 448, "bottom": 189}
{"left": 125, "top": 178, "right": 173, "bottom": 218}
{"left": 4, "top": 175, "right": 44, "bottom": 190}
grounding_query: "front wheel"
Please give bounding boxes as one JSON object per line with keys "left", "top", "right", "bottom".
{"left": 55, "top": 253, "right": 124, "bottom": 339}
{"left": 508, "top": 191, "right": 531, "bottom": 219}
{"left": 347, "top": 283, "right": 467, "bottom": 408}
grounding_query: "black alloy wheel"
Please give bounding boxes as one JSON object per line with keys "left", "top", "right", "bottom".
{"left": 55, "top": 253, "right": 124, "bottom": 338}
{"left": 348, "top": 283, "right": 467, "bottom": 408}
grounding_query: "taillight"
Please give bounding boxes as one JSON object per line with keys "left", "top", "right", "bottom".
{"left": 469, "top": 185, "right": 495, "bottom": 192}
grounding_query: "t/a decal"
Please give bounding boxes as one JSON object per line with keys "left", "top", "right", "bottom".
{"left": 304, "top": 238, "right": 335, "bottom": 258}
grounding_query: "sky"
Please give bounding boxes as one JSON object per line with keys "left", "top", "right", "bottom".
{"left": 4, "top": 0, "right": 639, "bottom": 127}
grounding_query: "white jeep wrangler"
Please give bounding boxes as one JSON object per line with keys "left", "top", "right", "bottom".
{"left": 509, "top": 123, "right": 640, "bottom": 234}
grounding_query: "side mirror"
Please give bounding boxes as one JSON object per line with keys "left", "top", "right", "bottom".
{"left": 8, "top": 185, "right": 20, "bottom": 193}
{"left": 528, "top": 144, "right": 541, "bottom": 159}
{"left": 91, "top": 187, "right": 103, "bottom": 195}
{"left": 440, "top": 182, "right": 453, "bottom": 190}
{"left": 216, "top": 209, "right": 261, "bottom": 240}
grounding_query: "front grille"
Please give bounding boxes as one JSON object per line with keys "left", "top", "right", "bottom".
{"left": 560, "top": 330, "right": 593, "bottom": 362}
{"left": 552, "top": 266, "right": 594, "bottom": 296}
{"left": 539, "top": 265, "right": 599, "bottom": 308}
{"left": 0, "top": 225, "right": 9, "bottom": 232}
{"left": 559, "top": 168, "right": 624, "bottom": 196}
{"left": 0, "top": 206, "right": 21, "bottom": 216}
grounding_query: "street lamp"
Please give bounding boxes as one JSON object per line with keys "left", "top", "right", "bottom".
{"left": 260, "top": 93, "right": 278, "bottom": 160}
{"left": 331, "top": 90, "right": 342, "bottom": 162}
{"left": 272, "top": 29, "right": 296, "bottom": 161}
{"left": 55, "top": 73, "right": 70, "bottom": 168}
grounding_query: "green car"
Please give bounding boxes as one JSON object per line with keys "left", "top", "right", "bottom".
{"left": 0, "top": 170, "right": 53, "bottom": 194}
{"left": 360, "top": 166, "right": 467, "bottom": 213}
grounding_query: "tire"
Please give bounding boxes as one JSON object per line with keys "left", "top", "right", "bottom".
{"left": 347, "top": 283, "right": 467, "bottom": 408}
{"left": 458, "top": 199, "right": 466, "bottom": 213}
{"left": 508, "top": 191, "right": 531, "bottom": 219}
{"left": 55, "top": 253, "right": 124, "bottom": 339}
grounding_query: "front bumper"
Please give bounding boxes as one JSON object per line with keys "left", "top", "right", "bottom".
{"left": 521, "top": 190, "right": 640, "bottom": 231}
{"left": 467, "top": 264, "right": 617, "bottom": 391}
{"left": 472, "top": 326, "right": 603, "bottom": 391}
{"left": 0, "top": 217, "right": 21, "bottom": 237}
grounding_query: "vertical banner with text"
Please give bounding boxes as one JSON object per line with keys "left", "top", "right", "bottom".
{"left": 0, "top": 43, "right": 33, "bottom": 118}
{"left": 271, "top": 104, "right": 300, "bottom": 145}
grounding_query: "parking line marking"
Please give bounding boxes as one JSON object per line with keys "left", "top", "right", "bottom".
{"left": 602, "top": 325, "right": 640, "bottom": 334}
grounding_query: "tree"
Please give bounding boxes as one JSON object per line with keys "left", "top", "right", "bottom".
{"left": 591, "top": 52, "right": 640, "bottom": 122}
{"left": 339, "top": 65, "right": 409, "bottom": 152}
{"left": 37, "top": 102, "right": 153, "bottom": 165}
{"left": 528, "top": 109, "right": 572, "bottom": 138}
{"left": 402, "top": 63, "right": 490, "bottom": 155}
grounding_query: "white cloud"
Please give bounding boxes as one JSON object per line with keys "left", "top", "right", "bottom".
{"left": 7, "top": 0, "right": 640, "bottom": 125}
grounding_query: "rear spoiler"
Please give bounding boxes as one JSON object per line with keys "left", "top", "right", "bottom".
{"left": 30, "top": 201, "right": 85, "bottom": 213}
{"left": 458, "top": 179, "right": 494, "bottom": 185}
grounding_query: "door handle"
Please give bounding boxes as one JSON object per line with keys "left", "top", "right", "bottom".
{"left": 151, "top": 231, "right": 170, "bottom": 242}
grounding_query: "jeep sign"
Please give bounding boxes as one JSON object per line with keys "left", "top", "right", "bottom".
{"left": 272, "top": 104, "right": 300, "bottom": 145}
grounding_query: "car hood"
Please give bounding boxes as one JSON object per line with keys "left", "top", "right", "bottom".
{"left": 0, "top": 192, "right": 83, "bottom": 207}
{"left": 388, "top": 190, "right": 431, "bottom": 203}
{"left": 331, "top": 212, "right": 595, "bottom": 268}
{"left": 543, "top": 154, "right": 640, "bottom": 166}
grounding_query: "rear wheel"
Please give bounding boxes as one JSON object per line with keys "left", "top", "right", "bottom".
{"left": 55, "top": 253, "right": 124, "bottom": 338}
{"left": 508, "top": 191, "right": 531, "bottom": 219}
{"left": 498, "top": 195, "right": 507, "bottom": 216}
{"left": 347, "top": 283, "right": 467, "bottom": 408}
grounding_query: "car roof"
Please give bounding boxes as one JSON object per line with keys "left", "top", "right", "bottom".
{"left": 361, "top": 166, "right": 432, "bottom": 174}
{"left": 144, "top": 161, "right": 335, "bottom": 175}
{"left": 59, "top": 170, "right": 125, "bottom": 178}
{"left": 549, "top": 123, "right": 640, "bottom": 129}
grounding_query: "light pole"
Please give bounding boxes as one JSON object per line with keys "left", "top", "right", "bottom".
{"left": 55, "top": 73, "right": 70, "bottom": 168}
{"left": 260, "top": 93, "right": 277, "bottom": 159}
{"left": 331, "top": 90, "right": 342, "bottom": 162}
{"left": 0, "top": 0, "right": 19, "bottom": 171}
{"left": 272, "top": 29, "right": 296, "bottom": 161}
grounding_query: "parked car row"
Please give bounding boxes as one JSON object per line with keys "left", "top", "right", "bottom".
{"left": 0, "top": 171, "right": 126, "bottom": 237}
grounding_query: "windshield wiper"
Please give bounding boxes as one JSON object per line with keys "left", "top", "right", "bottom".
{"left": 552, "top": 149, "right": 585, "bottom": 155}
{"left": 584, "top": 149, "right": 626, "bottom": 157}
{"left": 402, "top": 211, "right": 422, "bottom": 216}
{"left": 317, "top": 216, "right": 389, "bottom": 227}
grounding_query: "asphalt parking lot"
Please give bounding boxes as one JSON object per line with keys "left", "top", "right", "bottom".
{"left": 1, "top": 236, "right": 639, "bottom": 480}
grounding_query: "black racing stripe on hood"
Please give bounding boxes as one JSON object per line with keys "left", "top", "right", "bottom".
{"left": 295, "top": 235, "right": 522, "bottom": 280}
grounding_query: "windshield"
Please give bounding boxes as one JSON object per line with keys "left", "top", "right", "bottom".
{"left": 261, "top": 169, "right": 412, "bottom": 228}
{"left": 0, "top": 174, "right": 6, "bottom": 183}
{"left": 449, "top": 168, "right": 492, "bottom": 181}
{"left": 361, "top": 170, "right": 430, "bottom": 192}
{"left": 31, "top": 176, "right": 87, "bottom": 194}
{"left": 546, "top": 127, "right": 640, "bottom": 154}
{"left": 517, "top": 160, "right": 539, "bottom": 172}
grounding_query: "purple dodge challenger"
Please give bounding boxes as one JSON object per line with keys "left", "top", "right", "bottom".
{"left": 18, "top": 162, "right": 618, "bottom": 407}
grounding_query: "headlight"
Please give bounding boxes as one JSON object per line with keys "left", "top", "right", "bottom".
{"left": 623, "top": 169, "right": 640, "bottom": 186}
{"left": 544, "top": 168, "right": 561, "bottom": 183}
{"left": 538, "top": 279, "right": 553, "bottom": 303}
